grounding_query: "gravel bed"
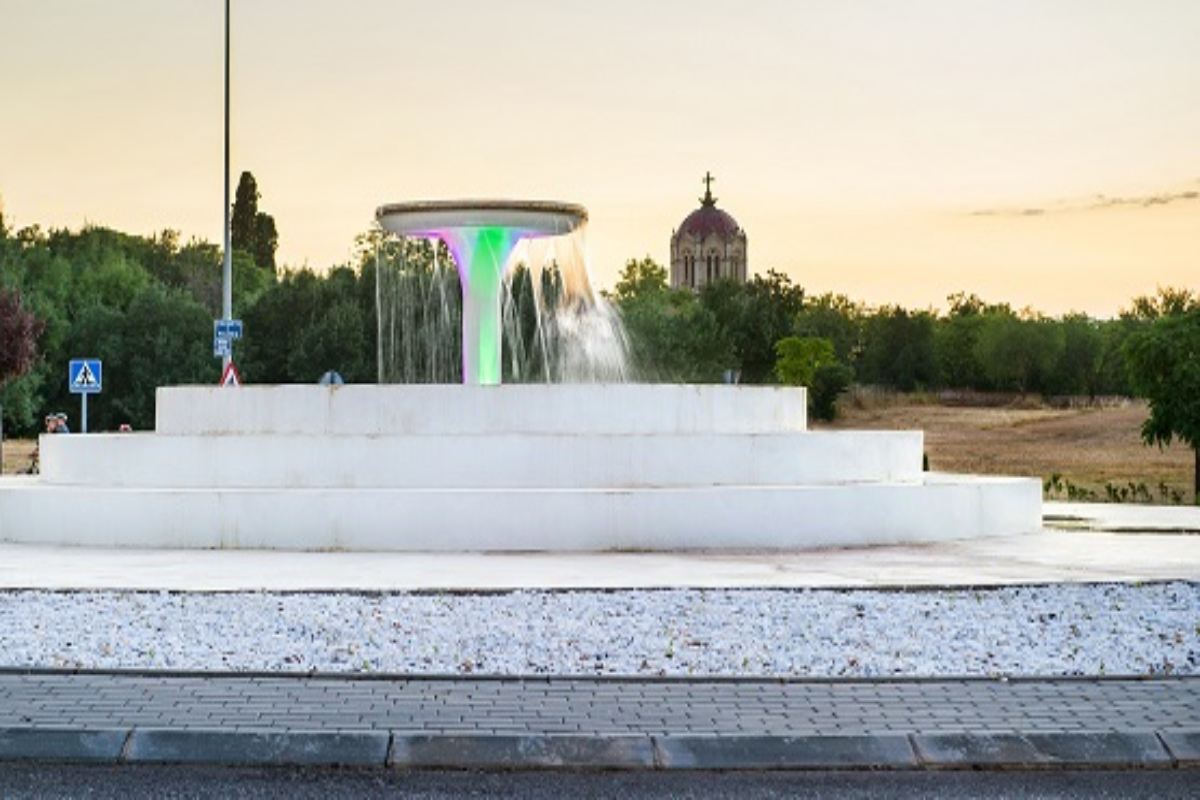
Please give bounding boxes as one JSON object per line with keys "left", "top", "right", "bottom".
{"left": 0, "top": 582, "right": 1196, "bottom": 677}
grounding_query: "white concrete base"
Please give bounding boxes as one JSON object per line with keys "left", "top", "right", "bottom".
{"left": 0, "top": 384, "right": 1043, "bottom": 552}
{"left": 156, "top": 384, "right": 809, "bottom": 435}
{"left": 39, "top": 431, "right": 923, "bottom": 488}
{"left": 0, "top": 474, "right": 1040, "bottom": 551}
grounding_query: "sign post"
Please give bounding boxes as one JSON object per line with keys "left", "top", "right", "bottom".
{"left": 68, "top": 359, "right": 102, "bottom": 433}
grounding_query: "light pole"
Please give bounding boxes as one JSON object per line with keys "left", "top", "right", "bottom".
{"left": 221, "top": 0, "right": 233, "bottom": 370}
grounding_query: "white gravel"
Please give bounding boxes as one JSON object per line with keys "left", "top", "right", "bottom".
{"left": 1, "top": 582, "right": 1196, "bottom": 677}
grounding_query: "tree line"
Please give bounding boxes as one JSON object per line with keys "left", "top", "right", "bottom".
{"left": 612, "top": 257, "right": 1192, "bottom": 402}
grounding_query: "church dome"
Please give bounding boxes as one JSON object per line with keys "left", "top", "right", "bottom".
{"left": 676, "top": 173, "right": 741, "bottom": 240}
{"left": 678, "top": 204, "right": 741, "bottom": 240}
{"left": 669, "top": 172, "right": 749, "bottom": 290}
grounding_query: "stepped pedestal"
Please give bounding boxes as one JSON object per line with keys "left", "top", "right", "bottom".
{"left": 0, "top": 385, "right": 1042, "bottom": 551}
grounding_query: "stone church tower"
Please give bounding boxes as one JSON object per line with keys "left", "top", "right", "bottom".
{"left": 670, "top": 172, "right": 748, "bottom": 290}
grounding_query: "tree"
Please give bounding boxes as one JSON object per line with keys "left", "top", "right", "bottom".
{"left": 230, "top": 171, "right": 279, "bottom": 272}
{"left": 0, "top": 288, "right": 45, "bottom": 467}
{"left": 701, "top": 270, "right": 804, "bottom": 383}
{"left": 612, "top": 257, "right": 668, "bottom": 302}
{"left": 973, "top": 312, "right": 1063, "bottom": 393}
{"left": 1125, "top": 309, "right": 1200, "bottom": 501}
{"left": 775, "top": 336, "right": 852, "bottom": 420}
{"left": 610, "top": 258, "right": 733, "bottom": 382}
{"left": 231, "top": 172, "right": 260, "bottom": 255}
{"left": 1051, "top": 313, "right": 1103, "bottom": 396}
{"left": 0, "top": 288, "right": 43, "bottom": 385}
{"left": 774, "top": 336, "right": 836, "bottom": 387}
{"left": 792, "top": 293, "right": 862, "bottom": 365}
{"left": 859, "top": 307, "right": 937, "bottom": 391}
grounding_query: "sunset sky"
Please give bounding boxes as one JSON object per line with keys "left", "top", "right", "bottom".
{"left": 1, "top": 0, "right": 1197, "bottom": 316}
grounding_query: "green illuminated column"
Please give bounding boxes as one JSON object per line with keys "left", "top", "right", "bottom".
{"left": 444, "top": 227, "right": 519, "bottom": 385}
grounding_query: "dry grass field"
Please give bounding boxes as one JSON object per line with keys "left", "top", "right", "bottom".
{"left": 817, "top": 394, "right": 1194, "bottom": 500}
{"left": 1, "top": 439, "right": 37, "bottom": 475}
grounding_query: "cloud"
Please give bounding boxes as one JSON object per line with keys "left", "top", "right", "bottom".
{"left": 970, "top": 181, "right": 1200, "bottom": 217}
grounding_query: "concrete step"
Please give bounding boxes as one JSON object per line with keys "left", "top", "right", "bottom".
{"left": 38, "top": 431, "right": 923, "bottom": 489}
{"left": 0, "top": 474, "right": 1041, "bottom": 551}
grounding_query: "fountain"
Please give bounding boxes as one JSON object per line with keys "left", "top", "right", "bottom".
{"left": 0, "top": 200, "right": 1043, "bottom": 551}
{"left": 377, "top": 201, "right": 587, "bottom": 385}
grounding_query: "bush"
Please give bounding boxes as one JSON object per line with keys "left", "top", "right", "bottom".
{"left": 809, "top": 363, "right": 854, "bottom": 421}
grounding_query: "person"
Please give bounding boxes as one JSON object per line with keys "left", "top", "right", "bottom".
{"left": 53, "top": 412, "right": 70, "bottom": 434}
{"left": 118, "top": 423, "right": 132, "bottom": 433}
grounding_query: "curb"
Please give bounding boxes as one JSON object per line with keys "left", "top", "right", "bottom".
{"left": 0, "top": 728, "right": 1195, "bottom": 770}
{"left": 5, "top": 666, "right": 1198, "bottom": 685}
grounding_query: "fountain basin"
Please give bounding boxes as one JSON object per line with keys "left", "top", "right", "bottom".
{"left": 376, "top": 200, "right": 586, "bottom": 239}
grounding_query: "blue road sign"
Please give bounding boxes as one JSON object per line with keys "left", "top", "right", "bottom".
{"left": 68, "top": 359, "right": 102, "bottom": 395}
{"left": 213, "top": 335, "right": 232, "bottom": 358}
{"left": 214, "top": 319, "right": 244, "bottom": 341}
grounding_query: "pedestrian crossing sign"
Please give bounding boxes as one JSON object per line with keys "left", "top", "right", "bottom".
{"left": 68, "top": 359, "right": 102, "bottom": 394}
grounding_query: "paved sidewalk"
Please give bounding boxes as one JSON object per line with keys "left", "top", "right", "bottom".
{"left": 3, "top": 529, "right": 1200, "bottom": 591}
{"left": 1, "top": 672, "right": 1198, "bottom": 769}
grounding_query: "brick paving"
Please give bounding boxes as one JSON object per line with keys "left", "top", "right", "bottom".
{"left": 0, "top": 673, "right": 1196, "bottom": 736}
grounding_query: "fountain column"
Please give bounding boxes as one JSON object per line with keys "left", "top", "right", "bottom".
{"left": 441, "top": 227, "right": 520, "bottom": 385}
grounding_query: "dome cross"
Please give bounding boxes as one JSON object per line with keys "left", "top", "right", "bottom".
{"left": 701, "top": 171, "right": 717, "bottom": 206}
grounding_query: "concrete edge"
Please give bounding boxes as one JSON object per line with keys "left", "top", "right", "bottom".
{"left": 0, "top": 728, "right": 1194, "bottom": 770}
{"left": 3, "top": 665, "right": 1198, "bottom": 685}
{"left": 123, "top": 728, "right": 391, "bottom": 766}
{"left": 1158, "top": 730, "right": 1200, "bottom": 766}
{"left": 388, "top": 734, "right": 656, "bottom": 769}
{"left": 910, "top": 732, "right": 1177, "bottom": 769}
{"left": 652, "top": 734, "right": 918, "bottom": 770}
{"left": 0, "top": 726, "right": 130, "bottom": 763}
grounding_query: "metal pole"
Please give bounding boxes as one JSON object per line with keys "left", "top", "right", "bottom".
{"left": 81, "top": 393, "right": 88, "bottom": 434}
{"left": 221, "top": 0, "right": 233, "bottom": 370}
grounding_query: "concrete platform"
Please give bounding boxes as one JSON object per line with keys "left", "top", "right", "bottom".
{"left": 0, "top": 384, "right": 1043, "bottom": 551}
{"left": 0, "top": 525, "right": 1195, "bottom": 591}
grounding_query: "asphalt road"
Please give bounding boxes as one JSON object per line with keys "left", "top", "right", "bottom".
{"left": 0, "top": 766, "right": 1196, "bottom": 799}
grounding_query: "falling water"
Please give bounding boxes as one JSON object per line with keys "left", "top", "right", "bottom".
{"left": 375, "top": 225, "right": 630, "bottom": 384}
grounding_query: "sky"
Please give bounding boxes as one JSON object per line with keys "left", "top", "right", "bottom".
{"left": 1, "top": 0, "right": 1197, "bottom": 316}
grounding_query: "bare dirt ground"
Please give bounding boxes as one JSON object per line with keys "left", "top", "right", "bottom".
{"left": 1, "top": 439, "right": 36, "bottom": 475}
{"left": 818, "top": 396, "right": 1193, "bottom": 498}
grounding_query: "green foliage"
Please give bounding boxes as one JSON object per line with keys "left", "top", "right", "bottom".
{"left": 774, "top": 336, "right": 836, "bottom": 387}
{"left": 775, "top": 337, "right": 851, "bottom": 421}
{"left": 612, "top": 257, "right": 667, "bottom": 302}
{"left": 792, "top": 293, "right": 862, "bottom": 364}
{"left": 1125, "top": 307, "right": 1200, "bottom": 499}
{"left": 859, "top": 306, "right": 936, "bottom": 391}
{"left": 240, "top": 266, "right": 376, "bottom": 384}
{"left": 1051, "top": 313, "right": 1103, "bottom": 396}
{"left": 809, "top": 363, "right": 854, "bottom": 422}
{"left": 973, "top": 312, "right": 1063, "bottom": 393}
{"left": 612, "top": 258, "right": 732, "bottom": 381}
{"left": 700, "top": 270, "right": 804, "bottom": 384}
{"left": 290, "top": 299, "right": 371, "bottom": 382}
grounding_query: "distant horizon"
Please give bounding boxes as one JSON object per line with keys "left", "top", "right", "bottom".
{"left": 2, "top": 0, "right": 1197, "bottom": 316}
